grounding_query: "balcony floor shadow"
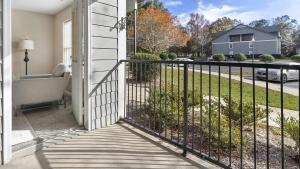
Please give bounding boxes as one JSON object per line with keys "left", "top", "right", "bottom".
{"left": 3, "top": 122, "right": 219, "bottom": 169}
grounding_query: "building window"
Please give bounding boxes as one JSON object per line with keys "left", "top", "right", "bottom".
{"left": 249, "top": 42, "right": 254, "bottom": 48}
{"left": 229, "top": 43, "right": 233, "bottom": 49}
{"left": 229, "top": 35, "right": 240, "bottom": 42}
{"left": 63, "top": 20, "right": 72, "bottom": 69}
{"left": 242, "top": 34, "right": 254, "bottom": 41}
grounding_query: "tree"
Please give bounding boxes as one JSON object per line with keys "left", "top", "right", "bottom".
{"left": 136, "top": 7, "right": 189, "bottom": 54}
{"left": 209, "top": 17, "right": 240, "bottom": 37}
{"left": 249, "top": 19, "right": 270, "bottom": 28}
{"left": 140, "top": 0, "right": 167, "bottom": 11}
{"left": 186, "top": 13, "right": 210, "bottom": 58}
{"left": 273, "top": 15, "right": 298, "bottom": 55}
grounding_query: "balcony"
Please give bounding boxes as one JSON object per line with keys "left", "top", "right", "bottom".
{"left": 118, "top": 60, "right": 299, "bottom": 169}
{"left": 6, "top": 60, "right": 300, "bottom": 169}
{"left": 4, "top": 122, "right": 218, "bottom": 169}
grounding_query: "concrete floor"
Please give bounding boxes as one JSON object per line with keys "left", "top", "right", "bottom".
{"left": 3, "top": 123, "right": 219, "bottom": 169}
{"left": 23, "top": 107, "right": 82, "bottom": 142}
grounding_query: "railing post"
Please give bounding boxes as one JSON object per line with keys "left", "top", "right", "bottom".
{"left": 183, "top": 63, "right": 188, "bottom": 157}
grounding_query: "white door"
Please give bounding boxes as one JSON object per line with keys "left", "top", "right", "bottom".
{"left": 83, "top": 0, "right": 126, "bottom": 130}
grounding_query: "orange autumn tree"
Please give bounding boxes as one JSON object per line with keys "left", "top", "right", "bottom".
{"left": 136, "top": 7, "right": 189, "bottom": 55}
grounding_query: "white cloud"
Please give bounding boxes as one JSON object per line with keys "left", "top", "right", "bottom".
{"left": 177, "top": 0, "right": 300, "bottom": 26}
{"left": 165, "top": 0, "right": 183, "bottom": 7}
{"left": 195, "top": 1, "right": 260, "bottom": 24}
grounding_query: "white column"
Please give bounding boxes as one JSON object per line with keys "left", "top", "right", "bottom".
{"left": 118, "top": 0, "right": 128, "bottom": 119}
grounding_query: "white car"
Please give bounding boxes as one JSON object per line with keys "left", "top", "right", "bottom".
{"left": 255, "top": 62, "right": 300, "bottom": 83}
{"left": 169, "top": 58, "right": 193, "bottom": 67}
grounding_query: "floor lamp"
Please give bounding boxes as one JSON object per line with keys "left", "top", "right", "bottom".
{"left": 18, "top": 39, "right": 34, "bottom": 75}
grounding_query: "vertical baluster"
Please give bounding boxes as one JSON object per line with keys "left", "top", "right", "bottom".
{"left": 131, "top": 62, "right": 134, "bottom": 120}
{"left": 266, "top": 67, "right": 270, "bottom": 169}
{"left": 177, "top": 64, "right": 180, "bottom": 143}
{"left": 144, "top": 63, "right": 147, "bottom": 128}
{"left": 200, "top": 64, "right": 203, "bottom": 154}
{"left": 240, "top": 66, "right": 243, "bottom": 168}
{"left": 298, "top": 69, "right": 300, "bottom": 169}
{"left": 192, "top": 63, "right": 195, "bottom": 149}
{"left": 229, "top": 65, "right": 232, "bottom": 167}
{"left": 135, "top": 62, "right": 138, "bottom": 123}
{"left": 183, "top": 63, "right": 188, "bottom": 157}
{"left": 218, "top": 64, "right": 221, "bottom": 161}
{"left": 165, "top": 63, "right": 168, "bottom": 138}
{"left": 253, "top": 65, "right": 257, "bottom": 169}
{"left": 159, "top": 63, "right": 162, "bottom": 135}
{"left": 171, "top": 63, "right": 174, "bottom": 140}
{"left": 208, "top": 64, "right": 212, "bottom": 157}
{"left": 154, "top": 63, "right": 157, "bottom": 131}
{"left": 140, "top": 63, "right": 142, "bottom": 124}
{"left": 280, "top": 67, "right": 284, "bottom": 169}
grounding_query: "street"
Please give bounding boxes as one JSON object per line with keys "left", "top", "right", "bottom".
{"left": 193, "top": 65, "right": 299, "bottom": 90}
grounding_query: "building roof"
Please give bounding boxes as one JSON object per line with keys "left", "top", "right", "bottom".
{"left": 213, "top": 24, "right": 281, "bottom": 40}
{"left": 256, "top": 25, "right": 281, "bottom": 33}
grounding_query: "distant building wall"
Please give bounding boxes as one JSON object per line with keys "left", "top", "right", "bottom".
{"left": 212, "top": 25, "right": 281, "bottom": 56}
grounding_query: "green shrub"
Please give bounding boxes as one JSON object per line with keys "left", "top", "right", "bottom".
{"left": 291, "top": 54, "right": 300, "bottom": 62}
{"left": 213, "top": 53, "right": 225, "bottom": 62}
{"left": 168, "top": 52, "right": 177, "bottom": 60}
{"left": 160, "top": 53, "right": 168, "bottom": 60}
{"left": 233, "top": 53, "right": 247, "bottom": 62}
{"left": 259, "top": 54, "right": 275, "bottom": 63}
{"left": 130, "top": 53, "right": 161, "bottom": 81}
{"left": 221, "top": 97, "right": 266, "bottom": 126}
{"left": 147, "top": 85, "right": 252, "bottom": 151}
{"left": 283, "top": 117, "right": 299, "bottom": 150}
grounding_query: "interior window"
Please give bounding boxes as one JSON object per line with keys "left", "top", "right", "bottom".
{"left": 242, "top": 34, "right": 254, "bottom": 41}
{"left": 229, "top": 35, "right": 240, "bottom": 42}
{"left": 63, "top": 20, "right": 72, "bottom": 69}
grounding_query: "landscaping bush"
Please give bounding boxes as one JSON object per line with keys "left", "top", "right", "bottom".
{"left": 259, "top": 54, "right": 275, "bottom": 63}
{"left": 130, "top": 53, "right": 161, "bottom": 81}
{"left": 168, "top": 52, "right": 177, "bottom": 60}
{"left": 233, "top": 53, "right": 247, "bottom": 62}
{"left": 159, "top": 53, "right": 168, "bottom": 60}
{"left": 147, "top": 85, "right": 253, "bottom": 151}
{"left": 213, "top": 53, "right": 225, "bottom": 62}
{"left": 283, "top": 117, "right": 299, "bottom": 150}
{"left": 291, "top": 54, "right": 300, "bottom": 63}
{"left": 222, "top": 97, "right": 266, "bottom": 126}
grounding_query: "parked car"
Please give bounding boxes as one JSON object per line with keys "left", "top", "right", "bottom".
{"left": 171, "top": 58, "right": 193, "bottom": 67}
{"left": 255, "top": 62, "right": 300, "bottom": 83}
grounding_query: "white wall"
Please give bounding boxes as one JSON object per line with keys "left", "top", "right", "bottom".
{"left": 12, "top": 9, "right": 55, "bottom": 79}
{"left": 54, "top": 6, "right": 72, "bottom": 66}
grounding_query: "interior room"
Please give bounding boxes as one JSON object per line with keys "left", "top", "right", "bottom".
{"left": 11, "top": 0, "right": 81, "bottom": 154}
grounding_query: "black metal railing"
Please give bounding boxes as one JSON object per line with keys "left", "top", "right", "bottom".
{"left": 122, "top": 60, "right": 300, "bottom": 169}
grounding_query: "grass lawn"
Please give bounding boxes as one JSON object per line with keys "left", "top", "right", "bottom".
{"left": 159, "top": 67, "right": 299, "bottom": 111}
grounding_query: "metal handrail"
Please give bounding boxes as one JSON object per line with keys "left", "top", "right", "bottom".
{"left": 89, "top": 61, "right": 122, "bottom": 97}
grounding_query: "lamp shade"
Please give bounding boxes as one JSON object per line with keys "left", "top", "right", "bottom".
{"left": 18, "top": 39, "right": 34, "bottom": 50}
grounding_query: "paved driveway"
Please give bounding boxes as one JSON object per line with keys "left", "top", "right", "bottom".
{"left": 192, "top": 65, "right": 299, "bottom": 95}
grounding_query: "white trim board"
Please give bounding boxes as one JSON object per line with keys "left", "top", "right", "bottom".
{"left": 212, "top": 39, "right": 279, "bottom": 45}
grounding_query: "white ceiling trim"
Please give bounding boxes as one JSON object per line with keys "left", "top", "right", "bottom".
{"left": 12, "top": 0, "right": 73, "bottom": 15}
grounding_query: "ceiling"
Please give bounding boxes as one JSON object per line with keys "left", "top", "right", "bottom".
{"left": 12, "top": 0, "right": 73, "bottom": 15}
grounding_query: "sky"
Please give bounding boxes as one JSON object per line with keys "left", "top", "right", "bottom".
{"left": 161, "top": 0, "right": 300, "bottom": 26}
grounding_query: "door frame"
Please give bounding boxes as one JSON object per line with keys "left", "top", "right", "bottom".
{"left": 2, "top": 0, "right": 12, "bottom": 164}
